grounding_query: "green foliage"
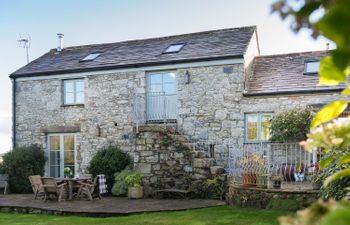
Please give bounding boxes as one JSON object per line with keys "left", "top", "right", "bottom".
{"left": 2, "top": 145, "right": 46, "bottom": 193}
{"left": 311, "top": 100, "right": 348, "bottom": 128}
{"left": 0, "top": 163, "right": 5, "bottom": 173}
{"left": 88, "top": 145, "right": 129, "bottom": 192}
{"left": 315, "top": 163, "right": 350, "bottom": 200}
{"left": 111, "top": 169, "right": 133, "bottom": 196}
{"left": 125, "top": 172, "right": 144, "bottom": 187}
{"left": 279, "top": 200, "right": 350, "bottom": 225}
{"left": 269, "top": 107, "right": 313, "bottom": 142}
{"left": 272, "top": 0, "right": 350, "bottom": 128}
{"left": 319, "top": 56, "right": 348, "bottom": 86}
{"left": 190, "top": 175, "right": 227, "bottom": 200}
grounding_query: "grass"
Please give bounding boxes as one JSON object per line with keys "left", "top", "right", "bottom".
{"left": 0, "top": 206, "right": 293, "bottom": 225}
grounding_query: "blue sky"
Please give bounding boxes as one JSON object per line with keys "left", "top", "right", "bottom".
{"left": 0, "top": 0, "right": 333, "bottom": 153}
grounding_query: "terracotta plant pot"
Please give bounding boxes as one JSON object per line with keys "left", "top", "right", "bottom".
{"left": 128, "top": 186, "right": 143, "bottom": 199}
{"left": 242, "top": 171, "right": 257, "bottom": 187}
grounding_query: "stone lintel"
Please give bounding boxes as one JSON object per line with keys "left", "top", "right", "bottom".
{"left": 41, "top": 126, "right": 80, "bottom": 133}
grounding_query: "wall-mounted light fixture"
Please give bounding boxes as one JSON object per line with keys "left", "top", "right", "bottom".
{"left": 96, "top": 125, "right": 101, "bottom": 137}
{"left": 185, "top": 70, "right": 191, "bottom": 84}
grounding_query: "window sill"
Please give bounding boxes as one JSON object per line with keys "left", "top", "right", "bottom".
{"left": 61, "top": 104, "right": 85, "bottom": 108}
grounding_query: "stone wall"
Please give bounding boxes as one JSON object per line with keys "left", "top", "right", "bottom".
{"left": 15, "top": 61, "right": 341, "bottom": 175}
{"left": 133, "top": 125, "right": 222, "bottom": 196}
{"left": 227, "top": 185, "right": 318, "bottom": 210}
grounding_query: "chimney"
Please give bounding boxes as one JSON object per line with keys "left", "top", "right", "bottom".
{"left": 57, "top": 33, "right": 64, "bottom": 52}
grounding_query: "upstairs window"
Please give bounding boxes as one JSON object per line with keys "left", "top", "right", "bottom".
{"left": 64, "top": 79, "right": 84, "bottom": 105}
{"left": 80, "top": 53, "right": 101, "bottom": 62}
{"left": 245, "top": 113, "right": 273, "bottom": 142}
{"left": 163, "top": 43, "right": 185, "bottom": 54}
{"left": 304, "top": 60, "right": 320, "bottom": 75}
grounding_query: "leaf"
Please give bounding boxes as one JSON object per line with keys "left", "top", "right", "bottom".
{"left": 341, "top": 88, "right": 350, "bottom": 96}
{"left": 320, "top": 206, "right": 350, "bottom": 225}
{"left": 338, "top": 153, "right": 350, "bottom": 164}
{"left": 324, "top": 168, "right": 350, "bottom": 186}
{"left": 318, "top": 56, "right": 348, "bottom": 86}
{"left": 316, "top": 0, "right": 350, "bottom": 50}
{"left": 311, "top": 100, "right": 348, "bottom": 128}
{"left": 319, "top": 156, "right": 335, "bottom": 169}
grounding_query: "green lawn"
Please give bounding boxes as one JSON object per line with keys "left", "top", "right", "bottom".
{"left": 0, "top": 206, "right": 292, "bottom": 225}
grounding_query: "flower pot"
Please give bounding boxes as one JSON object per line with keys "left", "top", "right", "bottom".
{"left": 128, "top": 186, "right": 143, "bottom": 199}
{"left": 242, "top": 171, "right": 257, "bottom": 187}
{"left": 272, "top": 180, "right": 281, "bottom": 189}
{"left": 256, "top": 175, "right": 268, "bottom": 188}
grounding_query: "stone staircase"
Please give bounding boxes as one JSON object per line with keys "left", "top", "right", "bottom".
{"left": 133, "top": 125, "right": 225, "bottom": 195}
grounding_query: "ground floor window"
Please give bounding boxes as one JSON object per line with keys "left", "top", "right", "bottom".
{"left": 245, "top": 113, "right": 273, "bottom": 142}
{"left": 47, "top": 134, "right": 75, "bottom": 178}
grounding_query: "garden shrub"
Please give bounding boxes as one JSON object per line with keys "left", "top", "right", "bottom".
{"left": 2, "top": 145, "right": 46, "bottom": 193}
{"left": 269, "top": 107, "right": 313, "bottom": 142}
{"left": 316, "top": 163, "right": 350, "bottom": 200}
{"left": 111, "top": 169, "right": 132, "bottom": 196}
{"left": 0, "top": 163, "right": 5, "bottom": 173}
{"left": 190, "top": 175, "right": 227, "bottom": 199}
{"left": 88, "top": 145, "right": 129, "bottom": 192}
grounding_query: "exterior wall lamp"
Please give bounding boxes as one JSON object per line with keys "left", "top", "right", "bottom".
{"left": 185, "top": 70, "right": 191, "bottom": 84}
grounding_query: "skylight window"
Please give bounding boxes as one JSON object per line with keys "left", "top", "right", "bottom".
{"left": 81, "top": 53, "right": 101, "bottom": 62}
{"left": 304, "top": 60, "right": 320, "bottom": 74}
{"left": 163, "top": 43, "right": 185, "bottom": 54}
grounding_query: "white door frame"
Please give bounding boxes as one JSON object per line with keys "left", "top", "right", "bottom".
{"left": 47, "top": 133, "right": 77, "bottom": 178}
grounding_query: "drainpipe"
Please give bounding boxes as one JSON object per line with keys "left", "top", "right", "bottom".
{"left": 12, "top": 78, "right": 16, "bottom": 149}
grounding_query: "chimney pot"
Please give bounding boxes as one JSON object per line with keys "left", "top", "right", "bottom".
{"left": 57, "top": 33, "right": 64, "bottom": 52}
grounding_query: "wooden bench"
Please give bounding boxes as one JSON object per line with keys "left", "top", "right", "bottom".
{"left": 153, "top": 189, "right": 193, "bottom": 199}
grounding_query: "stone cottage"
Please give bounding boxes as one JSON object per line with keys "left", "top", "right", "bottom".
{"left": 10, "top": 26, "right": 340, "bottom": 190}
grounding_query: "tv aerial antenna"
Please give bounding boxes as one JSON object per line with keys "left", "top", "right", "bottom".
{"left": 18, "top": 34, "right": 31, "bottom": 64}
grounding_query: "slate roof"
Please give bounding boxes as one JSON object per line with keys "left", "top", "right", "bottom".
{"left": 11, "top": 26, "right": 256, "bottom": 78}
{"left": 244, "top": 51, "right": 343, "bottom": 95}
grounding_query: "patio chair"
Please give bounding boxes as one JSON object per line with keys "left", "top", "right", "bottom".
{"left": 77, "top": 176, "right": 101, "bottom": 201}
{"left": 0, "top": 174, "right": 9, "bottom": 194}
{"left": 29, "top": 175, "right": 45, "bottom": 200}
{"left": 41, "top": 177, "right": 67, "bottom": 202}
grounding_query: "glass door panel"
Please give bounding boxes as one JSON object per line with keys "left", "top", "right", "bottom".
{"left": 47, "top": 134, "right": 75, "bottom": 178}
{"left": 49, "top": 136, "right": 61, "bottom": 177}
{"left": 64, "top": 135, "right": 75, "bottom": 176}
{"left": 147, "top": 72, "right": 177, "bottom": 121}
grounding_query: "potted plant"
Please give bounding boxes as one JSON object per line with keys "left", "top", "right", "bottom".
{"left": 238, "top": 153, "right": 265, "bottom": 187}
{"left": 64, "top": 167, "right": 73, "bottom": 178}
{"left": 272, "top": 175, "right": 282, "bottom": 188}
{"left": 125, "top": 172, "right": 144, "bottom": 199}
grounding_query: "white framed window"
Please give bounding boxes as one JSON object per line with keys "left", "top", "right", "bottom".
{"left": 245, "top": 113, "right": 273, "bottom": 142}
{"left": 64, "top": 79, "right": 84, "bottom": 105}
{"left": 146, "top": 71, "right": 177, "bottom": 121}
{"left": 304, "top": 60, "right": 320, "bottom": 74}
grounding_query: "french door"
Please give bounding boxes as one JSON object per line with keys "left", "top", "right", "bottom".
{"left": 47, "top": 134, "right": 75, "bottom": 178}
{"left": 146, "top": 72, "right": 177, "bottom": 121}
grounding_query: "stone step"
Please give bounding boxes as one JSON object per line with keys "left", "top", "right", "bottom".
{"left": 192, "top": 150, "right": 208, "bottom": 159}
{"left": 137, "top": 125, "right": 176, "bottom": 134}
{"left": 169, "top": 134, "right": 189, "bottom": 143}
{"left": 193, "top": 158, "right": 215, "bottom": 168}
{"left": 210, "top": 166, "right": 225, "bottom": 175}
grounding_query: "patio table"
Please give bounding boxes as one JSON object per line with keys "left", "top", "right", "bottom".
{"left": 55, "top": 178, "right": 90, "bottom": 200}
